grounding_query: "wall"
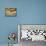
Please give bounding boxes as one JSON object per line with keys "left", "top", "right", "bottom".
{"left": 0, "top": 0, "right": 46, "bottom": 44}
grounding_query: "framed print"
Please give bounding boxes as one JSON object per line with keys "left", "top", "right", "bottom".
{"left": 5, "top": 8, "right": 17, "bottom": 16}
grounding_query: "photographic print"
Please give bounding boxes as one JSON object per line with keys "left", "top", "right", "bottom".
{"left": 5, "top": 8, "right": 17, "bottom": 16}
